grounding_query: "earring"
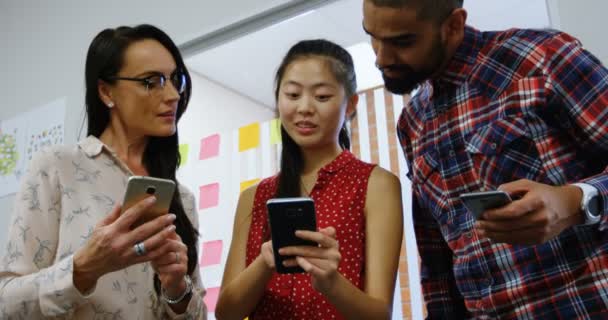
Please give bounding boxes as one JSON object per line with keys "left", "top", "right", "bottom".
{"left": 107, "top": 102, "right": 114, "bottom": 108}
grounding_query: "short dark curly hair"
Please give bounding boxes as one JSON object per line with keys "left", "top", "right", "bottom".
{"left": 368, "top": 0, "right": 464, "bottom": 23}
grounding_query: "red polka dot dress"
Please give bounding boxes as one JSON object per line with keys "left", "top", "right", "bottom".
{"left": 245, "top": 151, "right": 376, "bottom": 320}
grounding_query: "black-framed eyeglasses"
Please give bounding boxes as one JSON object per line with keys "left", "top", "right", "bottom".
{"left": 105, "top": 70, "right": 187, "bottom": 94}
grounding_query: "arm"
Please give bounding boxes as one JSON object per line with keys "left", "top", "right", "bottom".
{"left": 160, "top": 187, "right": 208, "bottom": 319}
{"left": 543, "top": 34, "right": 608, "bottom": 230}
{"left": 0, "top": 150, "right": 91, "bottom": 318}
{"left": 215, "top": 185, "right": 274, "bottom": 320}
{"left": 326, "top": 167, "right": 404, "bottom": 319}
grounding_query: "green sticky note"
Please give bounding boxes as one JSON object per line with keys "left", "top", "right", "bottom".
{"left": 179, "top": 144, "right": 189, "bottom": 166}
{"left": 270, "top": 119, "right": 281, "bottom": 145}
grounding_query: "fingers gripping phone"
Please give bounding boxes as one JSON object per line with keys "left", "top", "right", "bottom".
{"left": 460, "top": 190, "right": 512, "bottom": 220}
{"left": 266, "top": 197, "right": 318, "bottom": 274}
{"left": 122, "top": 176, "right": 176, "bottom": 228}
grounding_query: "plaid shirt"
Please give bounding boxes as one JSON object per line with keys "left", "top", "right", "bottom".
{"left": 398, "top": 26, "right": 608, "bottom": 319}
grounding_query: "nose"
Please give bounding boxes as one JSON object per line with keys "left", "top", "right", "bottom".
{"left": 163, "top": 80, "right": 181, "bottom": 102}
{"left": 296, "top": 94, "right": 314, "bottom": 115}
{"left": 373, "top": 40, "right": 394, "bottom": 69}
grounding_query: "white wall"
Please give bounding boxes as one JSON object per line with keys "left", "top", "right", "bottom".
{"left": 179, "top": 71, "right": 275, "bottom": 142}
{"left": 547, "top": 0, "right": 608, "bottom": 64}
{"left": 0, "top": 0, "right": 288, "bottom": 257}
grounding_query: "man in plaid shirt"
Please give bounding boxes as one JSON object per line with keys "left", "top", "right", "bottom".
{"left": 363, "top": 0, "right": 608, "bottom": 319}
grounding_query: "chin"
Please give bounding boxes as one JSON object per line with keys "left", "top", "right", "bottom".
{"left": 290, "top": 136, "right": 319, "bottom": 149}
{"left": 148, "top": 127, "right": 176, "bottom": 138}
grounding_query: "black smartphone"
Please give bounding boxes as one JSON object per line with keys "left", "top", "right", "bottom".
{"left": 266, "top": 197, "right": 317, "bottom": 274}
{"left": 122, "top": 176, "right": 176, "bottom": 228}
{"left": 460, "top": 190, "right": 512, "bottom": 220}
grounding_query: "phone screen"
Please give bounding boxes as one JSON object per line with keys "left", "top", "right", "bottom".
{"left": 266, "top": 197, "right": 317, "bottom": 274}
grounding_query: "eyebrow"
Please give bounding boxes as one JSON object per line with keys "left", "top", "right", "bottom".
{"left": 133, "top": 68, "right": 178, "bottom": 78}
{"left": 362, "top": 23, "right": 416, "bottom": 42}
{"left": 283, "top": 80, "right": 338, "bottom": 90}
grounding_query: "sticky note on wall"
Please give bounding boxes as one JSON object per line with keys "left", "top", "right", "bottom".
{"left": 238, "top": 122, "right": 260, "bottom": 152}
{"left": 240, "top": 179, "right": 261, "bottom": 192}
{"left": 204, "top": 287, "right": 220, "bottom": 313}
{"left": 200, "top": 240, "right": 223, "bottom": 267}
{"left": 179, "top": 144, "right": 189, "bottom": 165}
{"left": 199, "top": 134, "right": 220, "bottom": 160}
{"left": 270, "top": 119, "right": 281, "bottom": 145}
{"left": 199, "top": 183, "right": 220, "bottom": 210}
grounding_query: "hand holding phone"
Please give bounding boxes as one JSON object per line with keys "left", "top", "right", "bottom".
{"left": 460, "top": 190, "right": 512, "bottom": 220}
{"left": 122, "top": 176, "right": 176, "bottom": 228}
{"left": 266, "top": 197, "right": 317, "bottom": 274}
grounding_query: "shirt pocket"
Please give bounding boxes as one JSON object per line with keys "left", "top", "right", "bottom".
{"left": 465, "top": 116, "right": 545, "bottom": 189}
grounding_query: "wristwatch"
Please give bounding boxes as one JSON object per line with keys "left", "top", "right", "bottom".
{"left": 572, "top": 183, "right": 602, "bottom": 225}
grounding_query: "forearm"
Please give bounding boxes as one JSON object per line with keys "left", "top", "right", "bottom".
{"left": 215, "top": 255, "right": 274, "bottom": 319}
{"left": 323, "top": 273, "right": 391, "bottom": 320}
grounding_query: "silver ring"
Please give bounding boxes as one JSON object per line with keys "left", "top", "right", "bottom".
{"left": 134, "top": 242, "right": 146, "bottom": 256}
{"left": 175, "top": 252, "right": 180, "bottom": 264}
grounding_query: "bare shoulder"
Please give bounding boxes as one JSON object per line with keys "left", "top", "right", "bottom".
{"left": 234, "top": 183, "right": 260, "bottom": 224}
{"left": 365, "top": 166, "right": 402, "bottom": 216}
{"left": 368, "top": 166, "right": 401, "bottom": 192}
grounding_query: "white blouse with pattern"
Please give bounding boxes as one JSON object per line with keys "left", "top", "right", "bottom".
{"left": 0, "top": 136, "right": 207, "bottom": 319}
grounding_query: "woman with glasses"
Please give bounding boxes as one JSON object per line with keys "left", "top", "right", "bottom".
{"left": 0, "top": 25, "right": 207, "bottom": 319}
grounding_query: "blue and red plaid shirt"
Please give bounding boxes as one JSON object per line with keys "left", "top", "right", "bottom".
{"left": 398, "top": 26, "right": 608, "bottom": 319}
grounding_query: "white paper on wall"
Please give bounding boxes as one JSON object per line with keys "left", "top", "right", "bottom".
{"left": 0, "top": 98, "right": 66, "bottom": 197}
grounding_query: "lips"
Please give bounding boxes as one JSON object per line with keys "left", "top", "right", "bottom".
{"left": 295, "top": 121, "right": 317, "bottom": 129}
{"left": 294, "top": 120, "right": 317, "bottom": 136}
{"left": 158, "top": 111, "right": 176, "bottom": 117}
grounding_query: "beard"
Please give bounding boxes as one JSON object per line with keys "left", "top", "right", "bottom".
{"left": 380, "top": 37, "right": 447, "bottom": 95}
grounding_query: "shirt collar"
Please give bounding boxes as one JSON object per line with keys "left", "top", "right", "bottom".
{"left": 318, "top": 150, "right": 356, "bottom": 175}
{"left": 434, "top": 25, "right": 484, "bottom": 88}
{"left": 78, "top": 135, "right": 108, "bottom": 158}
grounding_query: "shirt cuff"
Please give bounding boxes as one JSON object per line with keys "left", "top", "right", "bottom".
{"left": 581, "top": 173, "right": 608, "bottom": 231}
{"left": 161, "top": 285, "right": 207, "bottom": 319}
{"left": 38, "top": 254, "right": 96, "bottom": 317}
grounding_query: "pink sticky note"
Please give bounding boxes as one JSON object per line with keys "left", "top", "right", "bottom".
{"left": 200, "top": 240, "right": 223, "bottom": 267}
{"left": 204, "top": 287, "right": 220, "bottom": 313}
{"left": 199, "top": 183, "right": 220, "bottom": 210}
{"left": 199, "top": 134, "right": 220, "bottom": 160}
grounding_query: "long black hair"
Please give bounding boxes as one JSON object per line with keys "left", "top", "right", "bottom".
{"left": 274, "top": 39, "right": 357, "bottom": 198}
{"left": 84, "top": 24, "right": 198, "bottom": 291}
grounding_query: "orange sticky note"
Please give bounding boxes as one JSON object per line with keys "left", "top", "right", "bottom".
{"left": 240, "top": 179, "right": 261, "bottom": 192}
{"left": 238, "top": 122, "right": 260, "bottom": 152}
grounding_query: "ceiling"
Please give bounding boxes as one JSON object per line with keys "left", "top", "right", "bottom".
{"left": 186, "top": 0, "right": 550, "bottom": 109}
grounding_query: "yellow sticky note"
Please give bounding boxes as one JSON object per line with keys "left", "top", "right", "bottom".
{"left": 239, "top": 122, "right": 260, "bottom": 152}
{"left": 179, "top": 144, "right": 189, "bottom": 165}
{"left": 240, "top": 178, "right": 261, "bottom": 192}
{"left": 270, "top": 119, "right": 282, "bottom": 145}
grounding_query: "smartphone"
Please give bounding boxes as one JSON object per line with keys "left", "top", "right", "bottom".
{"left": 122, "top": 176, "right": 176, "bottom": 228}
{"left": 460, "top": 190, "right": 512, "bottom": 220}
{"left": 266, "top": 197, "right": 318, "bottom": 274}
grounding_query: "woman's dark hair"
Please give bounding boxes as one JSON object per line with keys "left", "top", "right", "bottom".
{"left": 274, "top": 39, "right": 357, "bottom": 198}
{"left": 84, "top": 24, "right": 198, "bottom": 292}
